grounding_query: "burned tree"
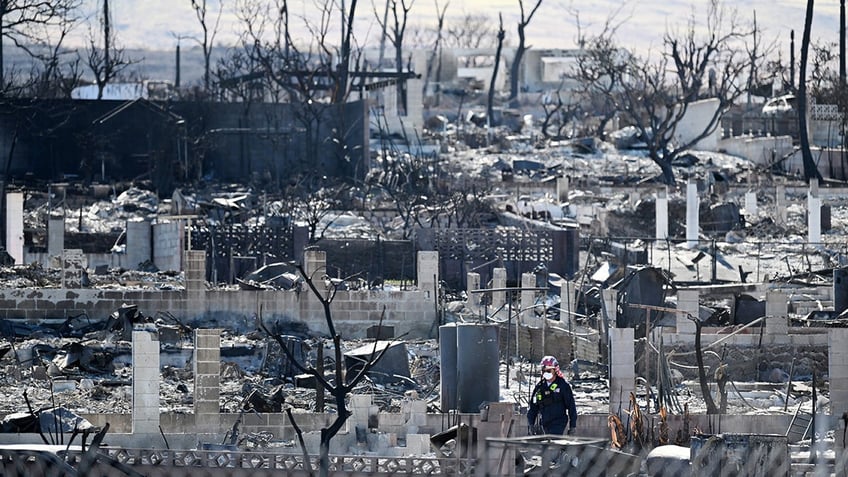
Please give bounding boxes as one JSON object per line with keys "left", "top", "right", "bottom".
{"left": 259, "top": 262, "right": 394, "bottom": 477}
{"left": 190, "top": 0, "right": 224, "bottom": 94}
{"left": 372, "top": 0, "right": 414, "bottom": 114}
{"left": 84, "top": 0, "right": 134, "bottom": 99}
{"left": 508, "top": 0, "right": 543, "bottom": 107}
{"left": 0, "top": 0, "right": 80, "bottom": 91}
{"left": 580, "top": 1, "right": 767, "bottom": 184}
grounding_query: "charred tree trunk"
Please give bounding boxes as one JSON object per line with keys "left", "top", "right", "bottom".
{"left": 488, "top": 15, "right": 505, "bottom": 126}
{"left": 693, "top": 318, "right": 720, "bottom": 414}
{"left": 798, "top": 0, "right": 822, "bottom": 183}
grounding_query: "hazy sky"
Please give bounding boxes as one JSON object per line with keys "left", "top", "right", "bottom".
{"left": 78, "top": 0, "right": 841, "bottom": 56}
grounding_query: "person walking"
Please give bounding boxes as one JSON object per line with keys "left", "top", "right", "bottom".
{"left": 527, "top": 355, "right": 577, "bottom": 435}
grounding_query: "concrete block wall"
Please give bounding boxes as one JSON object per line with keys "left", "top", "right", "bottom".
{"left": 126, "top": 219, "right": 152, "bottom": 270}
{"left": 152, "top": 221, "right": 183, "bottom": 272}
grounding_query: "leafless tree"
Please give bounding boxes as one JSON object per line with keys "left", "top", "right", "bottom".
{"left": 190, "top": 0, "right": 224, "bottom": 94}
{"left": 372, "top": 0, "right": 414, "bottom": 114}
{"left": 568, "top": 7, "right": 630, "bottom": 140}
{"left": 488, "top": 13, "right": 504, "bottom": 124}
{"left": 421, "top": 0, "right": 448, "bottom": 106}
{"left": 797, "top": 0, "right": 821, "bottom": 183}
{"left": 0, "top": 0, "right": 80, "bottom": 91}
{"left": 444, "top": 13, "right": 498, "bottom": 55}
{"left": 539, "top": 86, "right": 580, "bottom": 139}
{"left": 595, "top": 1, "right": 767, "bottom": 184}
{"left": 508, "top": 0, "right": 543, "bottom": 107}
{"left": 259, "top": 263, "right": 394, "bottom": 477}
{"left": 284, "top": 173, "right": 351, "bottom": 241}
{"left": 84, "top": 0, "right": 135, "bottom": 99}
{"left": 18, "top": 6, "right": 83, "bottom": 98}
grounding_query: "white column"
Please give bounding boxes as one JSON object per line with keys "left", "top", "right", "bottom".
{"left": 686, "top": 179, "right": 699, "bottom": 248}
{"left": 132, "top": 327, "right": 160, "bottom": 435}
{"left": 744, "top": 191, "right": 758, "bottom": 217}
{"left": 491, "top": 268, "right": 507, "bottom": 319}
{"left": 808, "top": 196, "right": 822, "bottom": 245}
{"left": 560, "top": 281, "right": 576, "bottom": 326}
{"left": 676, "top": 290, "right": 699, "bottom": 334}
{"left": 556, "top": 176, "right": 569, "bottom": 202}
{"left": 520, "top": 272, "right": 539, "bottom": 325}
{"left": 808, "top": 179, "right": 821, "bottom": 246}
{"left": 776, "top": 182, "right": 787, "bottom": 225}
{"left": 609, "top": 328, "right": 635, "bottom": 415}
{"left": 5, "top": 192, "right": 23, "bottom": 265}
{"left": 656, "top": 188, "right": 668, "bottom": 241}
{"left": 417, "top": 251, "right": 439, "bottom": 298}
{"left": 466, "top": 272, "right": 481, "bottom": 315}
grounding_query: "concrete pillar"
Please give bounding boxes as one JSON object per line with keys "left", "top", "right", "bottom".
{"left": 184, "top": 250, "right": 206, "bottom": 294}
{"left": 609, "top": 328, "right": 635, "bottom": 415}
{"left": 47, "top": 217, "right": 64, "bottom": 260}
{"left": 776, "top": 182, "right": 787, "bottom": 224}
{"left": 417, "top": 251, "right": 439, "bottom": 298}
{"left": 686, "top": 179, "right": 699, "bottom": 248}
{"left": 194, "top": 329, "right": 221, "bottom": 432}
{"left": 676, "top": 290, "right": 699, "bottom": 334}
{"left": 491, "top": 268, "right": 507, "bottom": 319}
{"left": 744, "top": 191, "right": 758, "bottom": 217}
{"left": 132, "top": 326, "right": 160, "bottom": 435}
{"left": 765, "top": 292, "right": 789, "bottom": 340}
{"left": 467, "top": 272, "right": 481, "bottom": 316}
{"left": 520, "top": 272, "right": 539, "bottom": 325}
{"left": 808, "top": 195, "right": 822, "bottom": 246}
{"left": 602, "top": 288, "right": 618, "bottom": 326}
{"left": 560, "top": 281, "right": 577, "bottom": 326}
{"left": 829, "top": 329, "right": 848, "bottom": 466}
{"left": 5, "top": 192, "right": 23, "bottom": 265}
{"left": 655, "top": 188, "right": 668, "bottom": 241}
{"left": 556, "top": 176, "right": 569, "bottom": 202}
{"left": 126, "top": 219, "right": 152, "bottom": 270}
{"left": 61, "top": 249, "right": 85, "bottom": 289}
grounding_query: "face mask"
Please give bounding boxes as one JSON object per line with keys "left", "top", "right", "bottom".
{"left": 542, "top": 372, "right": 554, "bottom": 381}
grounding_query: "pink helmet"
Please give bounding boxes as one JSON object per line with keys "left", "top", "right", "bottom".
{"left": 540, "top": 356, "right": 559, "bottom": 368}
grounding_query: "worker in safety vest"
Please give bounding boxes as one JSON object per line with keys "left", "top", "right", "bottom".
{"left": 527, "top": 355, "right": 577, "bottom": 435}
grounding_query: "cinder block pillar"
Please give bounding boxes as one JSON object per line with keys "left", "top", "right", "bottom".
{"left": 132, "top": 326, "right": 160, "bottom": 435}
{"left": 609, "top": 328, "right": 635, "bottom": 415}
{"left": 184, "top": 250, "right": 206, "bottom": 293}
{"left": 48, "top": 217, "right": 64, "bottom": 259}
{"left": 349, "top": 394, "right": 378, "bottom": 433}
{"left": 556, "top": 176, "right": 569, "bottom": 202}
{"left": 5, "top": 192, "right": 23, "bottom": 265}
{"left": 491, "top": 268, "right": 507, "bottom": 319}
{"left": 602, "top": 288, "right": 618, "bottom": 326}
{"left": 656, "top": 188, "right": 668, "bottom": 241}
{"left": 560, "top": 281, "right": 577, "bottom": 326}
{"left": 765, "top": 292, "right": 789, "bottom": 340}
{"left": 686, "top": 179, "right": 699, "bottom": 248}
{"left": 61, "top": 249, "right": 85, "bottom": 289}
{"left": 520, "top": 272, "right": 539, "bottom": 325}
{"left": 776, "top": 182, "right": 787, "bottom": 224}
{"left": 676, "top": 290, "right": 699, "bottom": 334}
{"left": 126, "top": 219, "right": 151, "bottom": 270}
{"left": 194, "top": 329, "right": 221, "bottom": 431}
{"left": 745, "top": 191, "right": 758, "bottom": 217}
{"left": 417, "top": 251, "right": 439, "bottom": 298}
{"left": 808, "top": 192, "right": 822, "bottom": 246}
{"left": 829, "top": 329, "right": 848, "bottom": 467}
{"left": 467, "top": 272, "right": 481, "bottom": 316}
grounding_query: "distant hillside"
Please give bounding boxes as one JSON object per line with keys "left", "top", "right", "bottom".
{"left": 5, "top": 44, "right": 230, "bottom": 88}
